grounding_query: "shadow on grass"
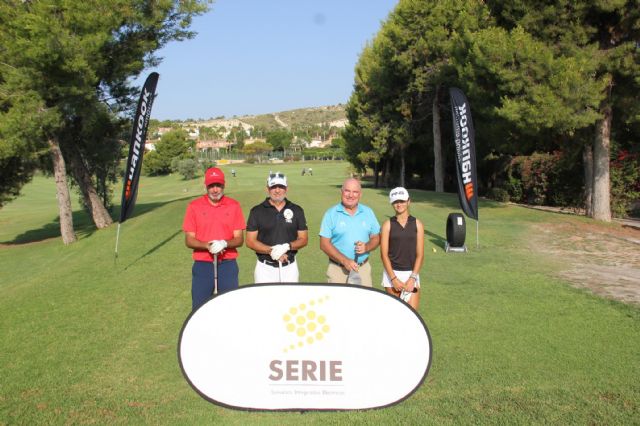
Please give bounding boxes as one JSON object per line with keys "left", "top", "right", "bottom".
{"left": 426, "top": 229, "right": 446, "bottom": 248}
{"left": 122, "top": 228, "right": 182, "bottom": 270}
{"left": 1, "top": 208, "right": 96, "bottom": 245}
{"left": 2, "top": 195, "right": 194, "bottom": 245}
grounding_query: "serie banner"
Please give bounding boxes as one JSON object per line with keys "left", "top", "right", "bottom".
{"left": 179, "top": 284, "right": 432, "bottom": 411}
{"left": 119, "top": 72, "right": 159, "bottom": 223}
{"left": 449, "top": 87, "right": 478, "bottom": 221}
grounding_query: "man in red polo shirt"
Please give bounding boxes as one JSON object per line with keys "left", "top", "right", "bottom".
{"left": 182, "top": 167, "right": 246, "bottom": 310}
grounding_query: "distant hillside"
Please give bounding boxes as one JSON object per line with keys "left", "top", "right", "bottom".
{"left": 183, "top": 104, "right": 347, "bottom": 132}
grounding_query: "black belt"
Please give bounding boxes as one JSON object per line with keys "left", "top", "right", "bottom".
{"left": 260, "top": 258, "right": 293, "bottom": 268}
{"left": 329, "top": 258, "right": 368, "bottom": 267}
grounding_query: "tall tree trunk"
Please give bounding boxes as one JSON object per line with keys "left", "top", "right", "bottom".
{"left": 592, "top": 98, "right": 612, "bottom": 222}
{"left": 64, "top": 144, "right": 113, "bottom": 228}
{"left": 582, "top": 144, "right": 593, "bottom": 217}
{"left": 49, "top": 139, "right": 76, "bottom": 244}
{"left": 383, "top": 159, "right": 391, "bottom": 188}
{"left": 374, "top": 162, "right": 380, "bottom": 188}
{"left": 433, "top": 85, "right": 444, "bottom": 192}
{"left": 399, "top": 147, "right": 406, "bottom": 187}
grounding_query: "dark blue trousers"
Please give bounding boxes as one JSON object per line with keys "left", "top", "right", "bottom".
{"left": 191, "top": 260, "right": 239, "bottom": 311}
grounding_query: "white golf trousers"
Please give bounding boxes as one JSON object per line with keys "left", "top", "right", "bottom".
{"left": 254, "top": 259, "right": 299, "bottom": 283}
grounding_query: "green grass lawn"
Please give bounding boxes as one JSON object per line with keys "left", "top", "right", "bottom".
{"left": 1, "top": 162, "right": 638, "bottom": 425}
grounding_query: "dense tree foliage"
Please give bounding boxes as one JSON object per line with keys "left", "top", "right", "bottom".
{"left": 198, "top": 126, "right": 224, "bottom": 140}
{"left": 242, "top": 141, "right": 273, "bottom": 157}
{"left": 266, "top": 129, "right": 293, "bottom": 151}
{"left": 226, "top": 126, "right": 247, "bottom": 149}
{"left": 143, "top": 129, "right": 194, "bottom": 175}
{"left": 0, "top": 0, "right": 208, "bottom": 242}
{"left": 345, "top": 0, "right": 639, "bottom": 220}
{"left": 484, "top": 0, "right": 640, "bottom": 221}
{"left": 347, "top": 0, "right": 489, "bottom": 189}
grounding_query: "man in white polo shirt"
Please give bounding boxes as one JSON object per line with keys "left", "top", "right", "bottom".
{"left": 246, "top": 172, "right": 308, "bottom": 283}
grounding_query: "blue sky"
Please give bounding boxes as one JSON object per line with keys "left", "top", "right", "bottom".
{"left": 140, "top": 0, "right": 398, "bottom": 121}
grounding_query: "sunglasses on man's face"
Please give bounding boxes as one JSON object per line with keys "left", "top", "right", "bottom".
{"left": 269, "top": 184, "right": 287, "bottom": 190}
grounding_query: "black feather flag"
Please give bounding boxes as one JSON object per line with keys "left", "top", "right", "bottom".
{"left": 115, "top": 72, "right": 159, "bottom": 258}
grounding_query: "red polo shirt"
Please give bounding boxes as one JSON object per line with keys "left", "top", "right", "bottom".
{"left": 182, "top": 195, "right": 246, "bottom": 261}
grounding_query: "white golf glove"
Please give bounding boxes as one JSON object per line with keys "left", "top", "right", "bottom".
{"left": 270, "top": 243, "right": 290, "bottom": 261}
{"left": 209, "top": 240, "right": 227, "bottom": 254}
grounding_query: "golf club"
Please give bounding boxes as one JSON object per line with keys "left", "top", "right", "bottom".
{"left": 400, "top": 286, "right": 419, "bottom": 302}
{"left": 213, "top": 253, "right": 218, "bottom": 296}
{"left": 278, "top": 260, "right": 283, "bottom": 283}
{"left": 346, "top": 251, "right": 361, "bottom": 284}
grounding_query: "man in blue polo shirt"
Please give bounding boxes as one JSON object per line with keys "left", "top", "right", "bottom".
{"left": 319, "top": 178, "right": 380, "bottom": 286}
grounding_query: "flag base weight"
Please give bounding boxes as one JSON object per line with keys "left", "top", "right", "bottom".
{"left": 446, "top": 212, "right": 467, "bottom": 251}
{"left": 445, "top": 242, "right": 467, "bottom": 253}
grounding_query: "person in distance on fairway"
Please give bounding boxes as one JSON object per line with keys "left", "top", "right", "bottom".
{"left": 182, "top": 167, "right": 245, "bottom": 310}
{"left": 380, "top": 187, "right": 424, "bottom": 310}
{"left": 246, "top": 172, "right": 308, "bottom": 283}
{"left": 319, "top": 178, "right": 380, "bottom": 286}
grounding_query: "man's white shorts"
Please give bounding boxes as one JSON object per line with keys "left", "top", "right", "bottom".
{"left": 254, "top": 259, "right": 299, "bottom": 283}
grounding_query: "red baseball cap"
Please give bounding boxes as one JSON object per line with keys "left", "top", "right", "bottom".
{"left": 204, "top": 167, "right": 225, "bottom": 186}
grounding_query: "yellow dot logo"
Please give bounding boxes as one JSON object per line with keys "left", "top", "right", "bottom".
{"left": 282, "top": 296, "right": 331, "bottom": 352}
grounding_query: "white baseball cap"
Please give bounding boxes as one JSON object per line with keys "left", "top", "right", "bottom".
{"left": 389, "top": 187, "right": 409, "bottom": 203}
{"left": 267, "top": 172, "right": 287, "bottom": 188}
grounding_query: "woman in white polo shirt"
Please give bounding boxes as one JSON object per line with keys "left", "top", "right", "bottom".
{"left": 379, "top": 187, "right": 424, "bottom": 310}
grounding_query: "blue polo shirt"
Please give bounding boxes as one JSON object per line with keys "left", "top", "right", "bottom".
{"left": 319, "top": 203, "right": 380, "bottom": 262}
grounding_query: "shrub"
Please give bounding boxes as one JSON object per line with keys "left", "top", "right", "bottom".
{"left": 610, "top": 150, "right": 640, "bottom": 218}
{"left": 482, "top": 148, "right": 637, "bottom": 216}
{"left": 505, "top": 176, "right": 524, "bottom": 202}
{"left": 176, "top": 159, "right": 198, "bottom": 180}
{"left": 506, "top": 152, "right": 582, "bottom": 207}
{"left": 199, "top": 159, "right": 216, "bottom": 172}
{"left": 487, "top": 187, "right": 510, "bottom": 202}
{"left": 143, "top": 129, "right": 192, "bottom": 175}
{"left": 170, "top": 157, "right": 180, "bottom": 173}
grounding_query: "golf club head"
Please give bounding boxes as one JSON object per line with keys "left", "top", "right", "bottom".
{"left": 346, "top": 270, "right": 362, "bottom": 285}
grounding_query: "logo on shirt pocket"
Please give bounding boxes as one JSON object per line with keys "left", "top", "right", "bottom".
{"left": 284, "top": 208, "right": 293, "bottom": 224}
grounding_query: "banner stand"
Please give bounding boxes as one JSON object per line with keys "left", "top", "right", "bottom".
{"left": 113, "top": 72, "right": 159, "bottom": 261}
{"left": 449, "top": 87, "right": 479, "bottom": 248}
{"left": 445, "top": 212, "right": 467, "bottom": 253}
{"left": 115, "top": 223, "right": 121, "bottom": 261}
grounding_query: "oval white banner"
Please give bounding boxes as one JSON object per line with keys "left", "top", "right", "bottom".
{"left": 179, "top": 284, "right": 432, "bottom": 411}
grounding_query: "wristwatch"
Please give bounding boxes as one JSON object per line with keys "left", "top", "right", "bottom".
{"left": 410, "top": 273, "right": 419, "bottom": 281}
